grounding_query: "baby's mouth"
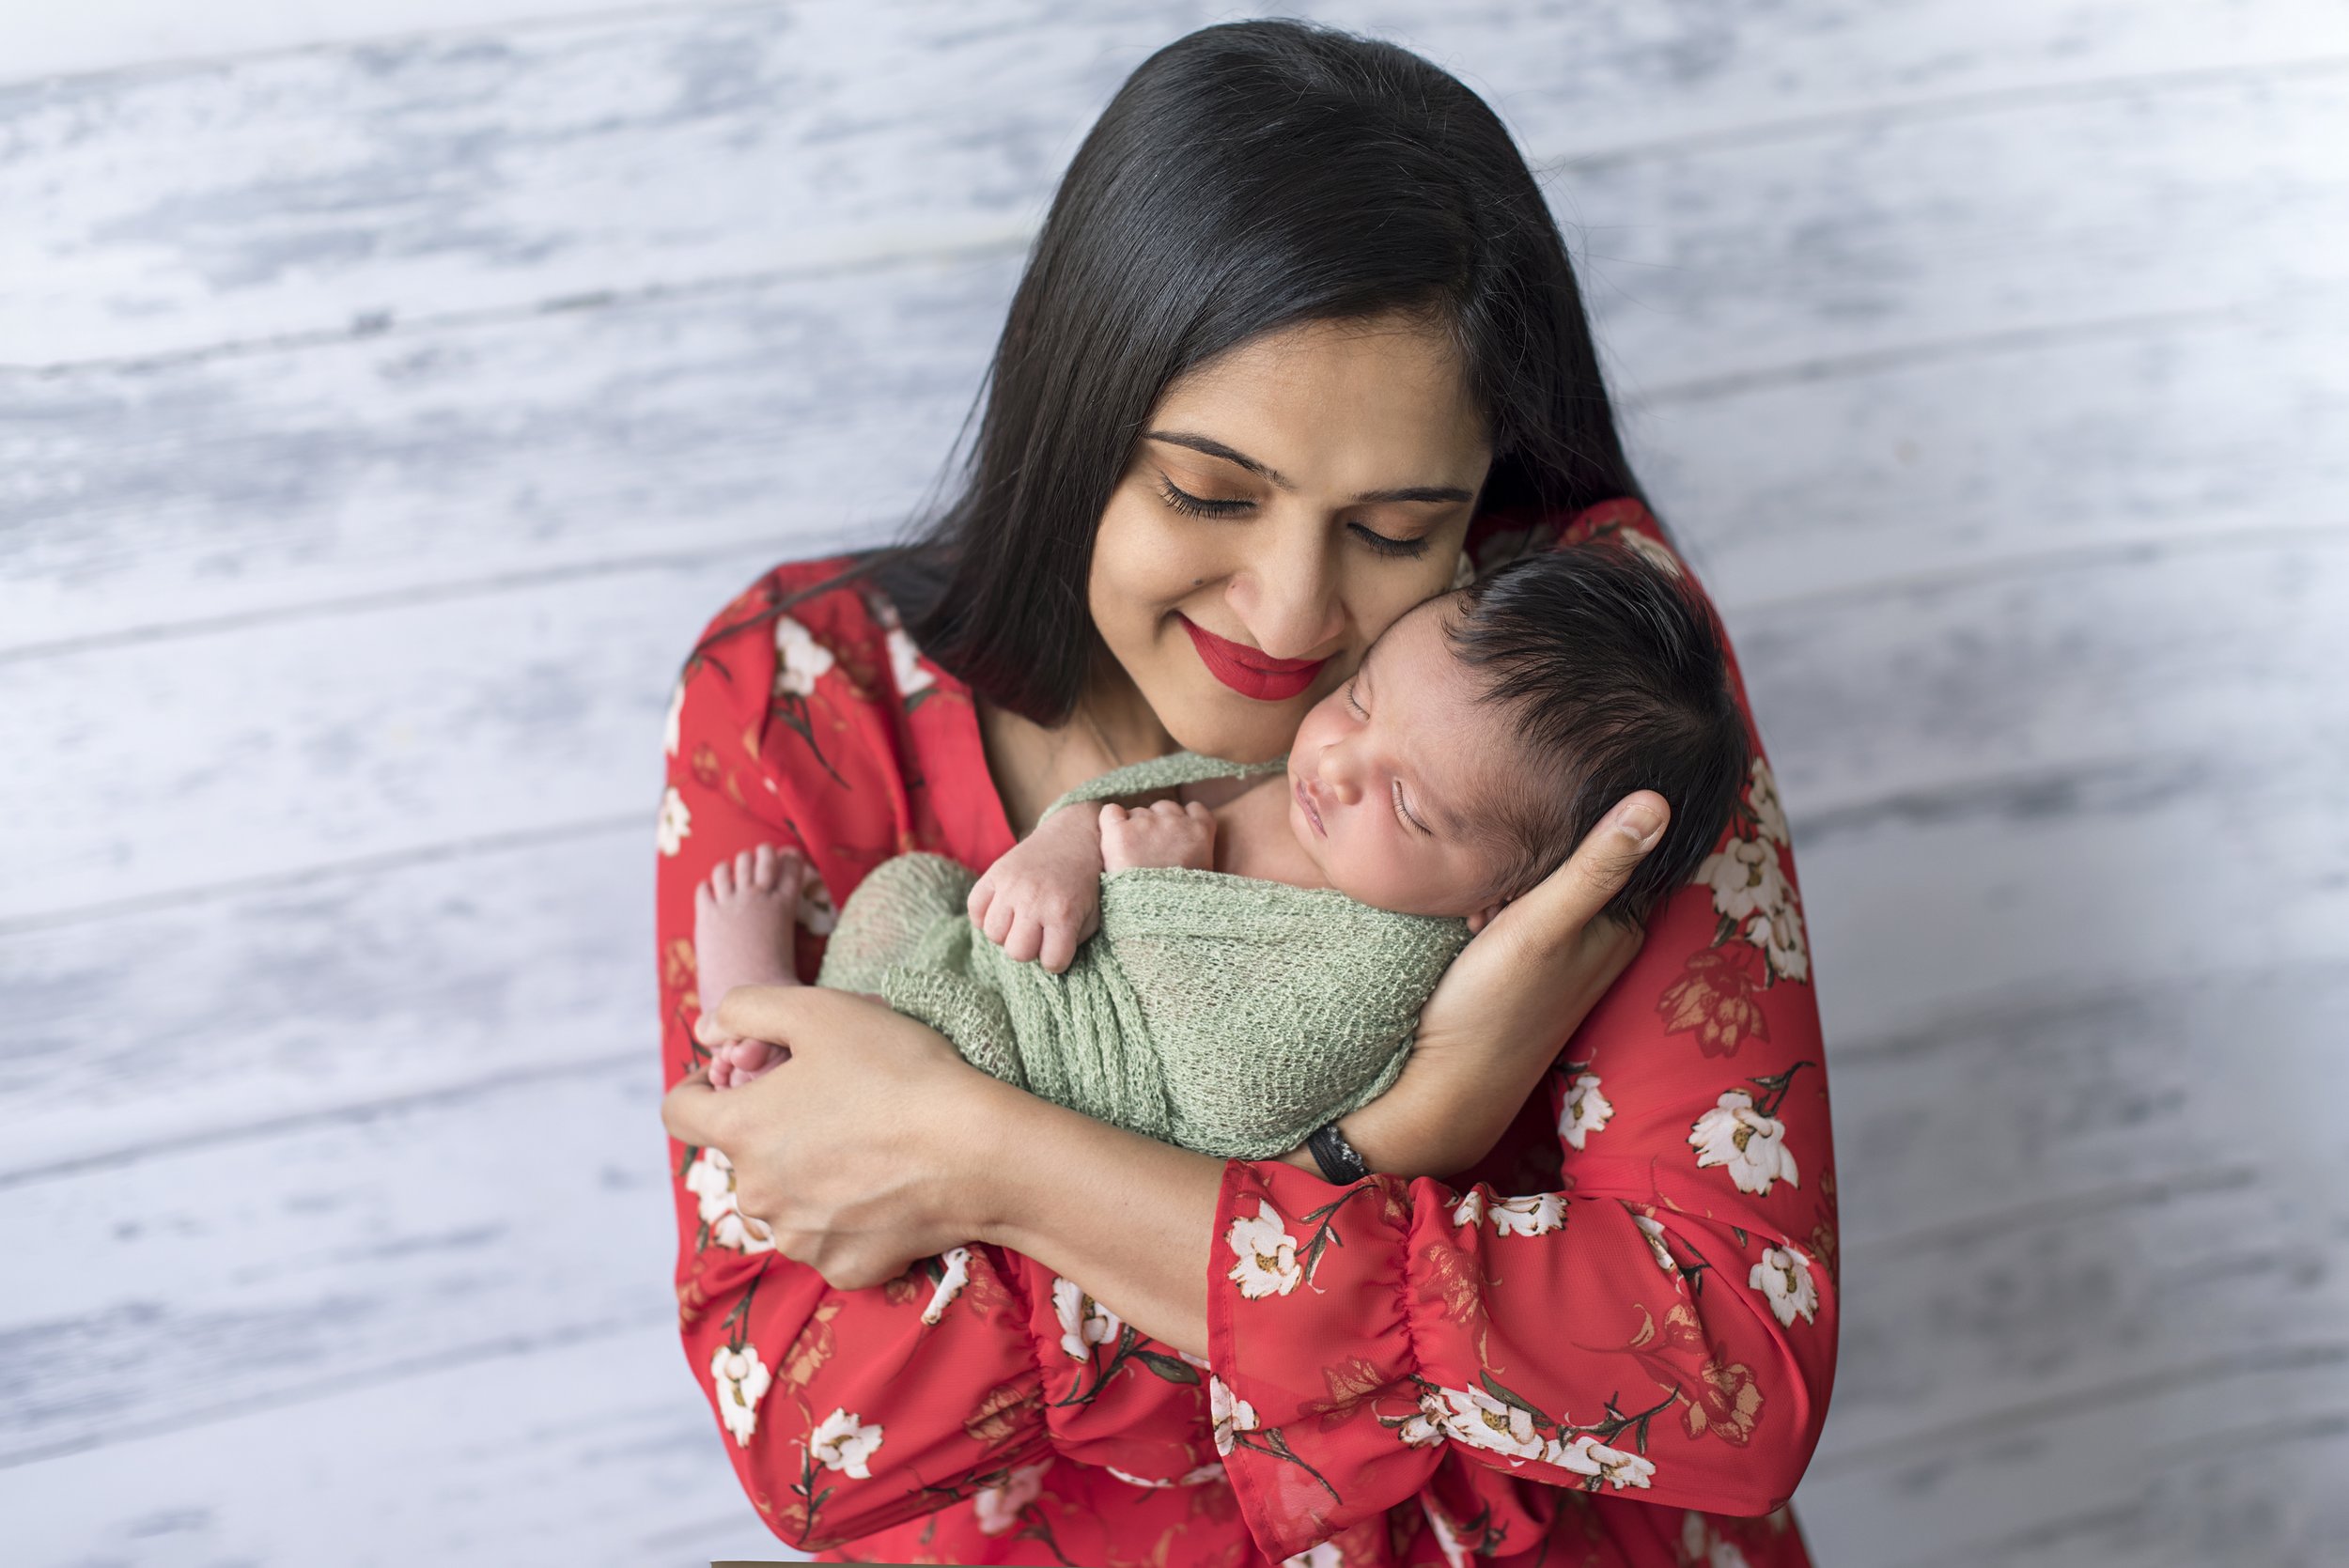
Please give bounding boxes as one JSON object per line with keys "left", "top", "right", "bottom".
{"left": 1294, "top": 776, "right": 1327, "bottom": 837}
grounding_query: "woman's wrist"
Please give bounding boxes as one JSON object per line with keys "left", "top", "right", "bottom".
{"left": 956, "top": 1074, "right": 1221, "bottom": 1358}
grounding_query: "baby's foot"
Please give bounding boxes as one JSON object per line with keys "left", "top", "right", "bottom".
{"left": 694, "top": 846, "right": 807, "bottom": 1085}
{"left": 716, "top": 1036, "right": 786, "bottom": 1088}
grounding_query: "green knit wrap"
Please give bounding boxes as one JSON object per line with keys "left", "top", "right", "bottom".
{"left": 814, "top": 752, "right": 1470, "bottom": 1157}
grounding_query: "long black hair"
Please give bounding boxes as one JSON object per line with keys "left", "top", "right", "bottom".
{"left": 871, "top": 18, "right": 1650, "bottom": 724}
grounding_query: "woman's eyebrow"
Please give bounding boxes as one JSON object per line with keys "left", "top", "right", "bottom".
{"left": 1147, "top": 430, "right": 1293, "bottom": 489}
{"left": 1145, "top": 430, "right": 1473, "bottom": 505}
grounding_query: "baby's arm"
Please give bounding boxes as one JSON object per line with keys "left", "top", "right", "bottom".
{"left": 967, "top": 802, "right": 1109, "bottom": 974}
{"left": 972, "top": 798, "right": 1215, "bottom": 972}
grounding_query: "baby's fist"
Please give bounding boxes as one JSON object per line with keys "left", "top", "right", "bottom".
{"left": 1099, "top": 799, "right": 1217, "bottom": 873}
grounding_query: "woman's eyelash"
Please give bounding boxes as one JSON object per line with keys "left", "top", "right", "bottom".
{"left": 1349, "top": 522, "right": 1431, "bottom": 559}
{"left": 1156, "top": 475, "right": 1429, "bottom": 558}
{"left": 1157, "top": 476, "right": 1252, "bottom": 518}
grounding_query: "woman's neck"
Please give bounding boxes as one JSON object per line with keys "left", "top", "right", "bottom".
{"left": 978, "top": 664, "right": 1176, "bottom": 836}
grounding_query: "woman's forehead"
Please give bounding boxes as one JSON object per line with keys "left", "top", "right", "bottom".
{"left": 1149, "top": 316, "right": 1488, "bottom": 483}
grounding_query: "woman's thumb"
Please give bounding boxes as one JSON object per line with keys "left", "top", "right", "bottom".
{"left": 1513, "top": 791, "right": 1671, "bottom": 939}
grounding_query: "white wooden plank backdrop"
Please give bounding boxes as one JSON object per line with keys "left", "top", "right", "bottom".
{"left": 4, "top": 2, "right": 2345, "bottom": 1563}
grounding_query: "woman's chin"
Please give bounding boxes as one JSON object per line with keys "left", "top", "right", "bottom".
{"left": 1160, "top": 698, "right": 1308, "bottom": 764}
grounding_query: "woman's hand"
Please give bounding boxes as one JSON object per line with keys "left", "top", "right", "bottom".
{"left": 660, "top": 986, "right": 1005, "bottom": 1290}
{"left": 1330, "top": 791, "right": 1668, "bottom": 1173}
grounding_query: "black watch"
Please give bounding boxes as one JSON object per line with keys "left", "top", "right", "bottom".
{"left": 1306, "top": 1122, "right": 1369, "bottom": 1185}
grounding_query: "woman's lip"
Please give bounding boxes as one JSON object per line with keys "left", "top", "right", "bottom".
{"left": 1177, "top": 614, "right": 1329, "bottom": 702}
{"left": 1295, "top": 776, "right": 1327, "bottom": 837}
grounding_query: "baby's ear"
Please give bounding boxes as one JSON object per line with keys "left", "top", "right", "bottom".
{"left": 1466, "top": 896, "right": 1509, "bottom": 935}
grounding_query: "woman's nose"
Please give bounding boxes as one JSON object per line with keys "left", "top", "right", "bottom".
{"left": 1228, "top": 526, "right": 1343, "bottom": 660}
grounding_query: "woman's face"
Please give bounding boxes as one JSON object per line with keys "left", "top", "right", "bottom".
{"left": 1086, "top": 311, "right": 1492, "bottom": 763}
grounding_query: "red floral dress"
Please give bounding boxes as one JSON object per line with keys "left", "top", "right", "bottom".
{"left": 657, "top": 499, "right": 1836, "bottom": 1568}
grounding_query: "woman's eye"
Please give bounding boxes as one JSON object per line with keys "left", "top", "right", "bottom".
{"left": 1157, "top": 476, "right": 1252, "bottom": 519}
{"left": 1349, "top": 520, "right": 1431, "bottom": 559}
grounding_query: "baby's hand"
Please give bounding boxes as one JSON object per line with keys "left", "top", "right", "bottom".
{"left": 1099, "top": 800, "right": 1216, "bottom": 874}
{"left": 968, "top": 805, "right": 1106, "bottom": 973}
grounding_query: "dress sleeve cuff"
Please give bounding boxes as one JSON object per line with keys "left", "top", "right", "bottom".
{"left": 1206, "top": 1158, "right": 1438, "bottom": 1560}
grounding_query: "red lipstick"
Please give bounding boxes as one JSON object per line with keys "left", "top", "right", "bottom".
{"left": 1177, "top": 615, "right": 1329, "bottom": 702}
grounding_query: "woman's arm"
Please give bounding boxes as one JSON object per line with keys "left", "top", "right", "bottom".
{"left": 660, "top": 576, "right": 1162, "bottom": 1552}
{"left": 683, "top": 739, "right": 1837, "bottom": 1564}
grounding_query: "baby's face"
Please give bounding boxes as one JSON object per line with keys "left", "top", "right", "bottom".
{"left": 1284, "top": 597, "right": 1517, "bottom": 920}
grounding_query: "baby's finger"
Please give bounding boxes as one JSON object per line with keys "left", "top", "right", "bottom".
{"left": 1185, "top": 801, "right": 1214, "bottom": 824}
{"left": 1098, "top": 802, "right": 1128, "bottom": 826}
{"left": 1003, "top": 912, "right": 1044, "bottom": 965}
{"left": 982, "top": 894, "right": 1017, "bottom": 947}
{"left": 1040, "top": 919, "right": 1079, "bottom": 975}
{"left": 967, "top": 877, "right": 995, "bottom": 927}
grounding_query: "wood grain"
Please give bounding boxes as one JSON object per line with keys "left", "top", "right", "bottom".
{"left": 6, "top": 1, "right": 2347, "bottom": 1562}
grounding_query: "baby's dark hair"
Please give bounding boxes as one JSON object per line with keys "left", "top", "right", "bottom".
{"left": 1446, "top": 542, "right": 1750, "bottom": 924}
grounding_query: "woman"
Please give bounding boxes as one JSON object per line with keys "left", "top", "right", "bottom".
{"left": 658, "top": 21, "right": 1833, "bottom": 1567}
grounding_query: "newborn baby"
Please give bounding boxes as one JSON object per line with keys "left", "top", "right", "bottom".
{"left": 691, "top": 543, "right": 1747, "bottom": 1172}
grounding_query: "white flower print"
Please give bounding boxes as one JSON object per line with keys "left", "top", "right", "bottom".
{"left": 1395, "top": 1399, "right": 1446, "bottom": 1448}
{"left": 683, "top": 1146, "right": 774, "bottom": 1255}
{"left": 663, "top": 678, "right": 686, "bottom": 758}
{"left": 1223, "top": 1200, "right": 1303, "bottom": 1299}
{"left": 1423, "top": 1498, "right": 1471, "bottom": 1568}
{"left": 1695, "top": 835, "right": 1789, "bottom": 924}
{"left": 798, "top": 868, "right": 838, "bottom": 937}
{"left": 1748, "top": 757, "right": 1789, "bottom": 846}
{"left": 710, "top": 1343, "right": 771, "bottom": 1448}
{"left": 1448, "top": 1189, "right": 1486, "bottom": 1229}
{"left": 1627, "top": 1209, "right": 1677, "bottom": 1274}
{"left": 1689, "top": 1090, "right": 1799, "bottom": 1196}
{"left": 1487, "top": 1194, "right": 1567, "bottom": 1238}
{"left": 921, "top": 1247, "right": 972, "bottom": 1326}
{"left": 1050, "top": 1276, "right": 1122, "bottom": 1361}
{"left": 1750, "top": 1243, "right": 1821, "bottom": 1327}
{"left": 1681, "top": 1513, "right": 1753, "bottom": 1568}
{"left": 1177, "top": 1461, "right": 1224, "bottom": 1484}
{"left": 773, "top": 614, "right": 837, "bottom": 698}
{"left": 1430, "top": 1385, "right": 1547, "bottom": 1460}
{"left": 972, "top": 1460, "right": 1049, "bottom": 1534}
{"left": 1559, "top": 1073, "right": 1615, "bottom": 1151}
{"left": 808, "top": 1406, "right": 885, "bottom": 1479}
{"left": 656, "top": 785, "right": 691, "bottom": 857}
{"left": 1209, "top": 1374, "right": 1258, "bottom": 1457}
{"left": 887, "top": 623, "right": 935, "bottom": 698}
{"left": 1546, "top": 1433, "right": 1656, "bottom": 1491}
{"left": 1175, "top": 1347, "right": 1211, "bottom": 1372}
{"left": 1746, "top": 900, "right": 1811, "bottom": 985}
{"left": 1106, "top": 1466, "right": 1174, "bottom": 1489}
{"left": 1620, "top": 528, "right": 1684, "bottom": 581}
{"left": 1284, "top": 1543, "right": 1345, "bottom": 1568}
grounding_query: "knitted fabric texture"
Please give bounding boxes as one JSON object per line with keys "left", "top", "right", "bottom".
{"left": 814, "top": 752, "right": 1470, "bottom": 1157}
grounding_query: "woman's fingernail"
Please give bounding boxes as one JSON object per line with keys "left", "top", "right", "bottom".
{"left": 1618, "top": 801, "right": 1667, "bottom": 849}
